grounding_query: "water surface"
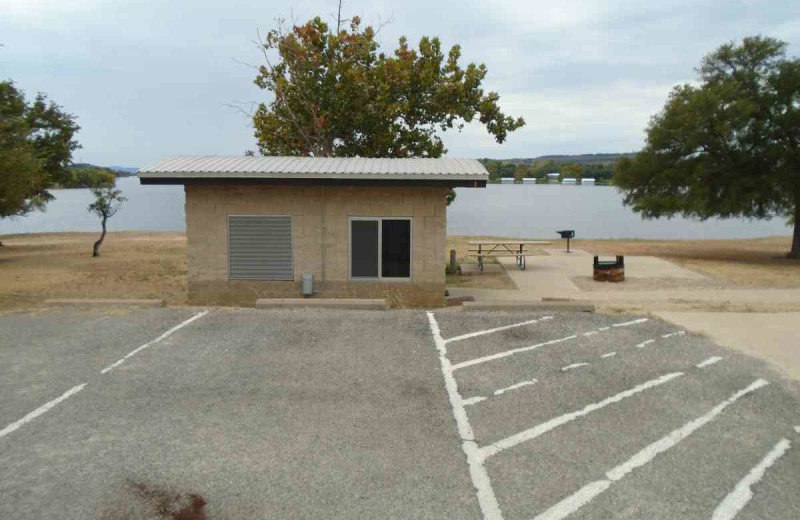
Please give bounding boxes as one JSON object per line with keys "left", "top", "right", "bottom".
{"left": 0, "top": 179, "right": 790, "bottom": 240}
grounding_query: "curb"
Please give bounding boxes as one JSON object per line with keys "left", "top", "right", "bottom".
{"left": 255, "top": 298, "right": 389, "bottom": 310}
{"left": 462, "top": 300, "right": 595, "bottom": 312}
{"left": 44, "top": 299, "right": 166, "bottom": 308}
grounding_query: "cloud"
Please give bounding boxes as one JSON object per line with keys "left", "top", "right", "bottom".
{"left": 2, "top": 0, "right": 799, "bottom": 165}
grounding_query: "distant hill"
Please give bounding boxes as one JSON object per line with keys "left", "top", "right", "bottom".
{"left": 72, "top": 164, "right": 138, "bottom": 176}
{"left": 478, "top": 153, "right": 639, "bottom": 184}
{"left": 107, "top": 165, "right": 139, "bottom": 176}
{"left": 501, "top": 153, "right": 637, "bottom": 165}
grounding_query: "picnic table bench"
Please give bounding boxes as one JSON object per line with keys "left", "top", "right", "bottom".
{"left": 468, "top": 240, "right": 552, "bottom": 271}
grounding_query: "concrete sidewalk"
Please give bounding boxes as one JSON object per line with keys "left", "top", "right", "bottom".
{"left": 656, "top": 312, "right": 800, "bottom": 381}
{"left": 449, "top": 251, "right": 800, "bottom": 311}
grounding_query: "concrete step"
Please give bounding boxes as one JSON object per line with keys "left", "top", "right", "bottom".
{"left": 255, "top": 298, "right": 389, "bottom": 310}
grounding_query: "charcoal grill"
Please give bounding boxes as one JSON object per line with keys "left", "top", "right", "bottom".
{"left": 556, "top": 230, "right": 575, "bottom": 253}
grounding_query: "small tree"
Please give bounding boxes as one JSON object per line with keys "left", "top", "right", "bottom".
{"left": 87, "top": 186, "right": 126, "bottom": 257}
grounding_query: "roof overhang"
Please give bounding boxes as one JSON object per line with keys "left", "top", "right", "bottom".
{"left": 137, "top": 155, "right": 489, "bottom": 188}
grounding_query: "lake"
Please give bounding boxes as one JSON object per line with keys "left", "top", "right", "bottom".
{"left": 0, "top": 177, "right": 791, "bottom": 239}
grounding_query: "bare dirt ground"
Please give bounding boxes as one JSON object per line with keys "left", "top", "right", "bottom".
{"left": 0, "top": 232, "right": 186, "bottom": 311}
{"left": 1, "top": 232, "right": 798, "bottom": 310}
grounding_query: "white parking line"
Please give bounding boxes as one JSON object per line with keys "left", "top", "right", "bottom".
{"left": 444, "top": 316, "right": 554, "bottom": 344}
{"left": 452, "top": 335, "right": 579, "bottom": 371}
{"left": 613, "top": 318, "right": 649, "bottom": 327}
{"left": 100, "top": 310, "right": 209, "bottom": 374}
{"left": 795, "top": 426, "right": 800, "bottom": 434}
{"left": 697, "top": 356, "right": 723, "bottom": 368}
{"left": 636, "top": 339, "right": 656, "bottom": 348}
{"left": 561, "top": 363, "right": 589, "bottom": 372}
{"left": 601, "top": 352, "right": 616, "bottom": 358}
{"left": 711, "top": 438, "right": 791, "bottom": 520}
{"left": 426, "top": 312, "right": 504, "bottom": 520}
{"left": 463, "top": 396, "right": 488, "bottom": 407}
{"left": 0, "top": 383, "right": 87, "bottom": 439}
{"left": 533, "top": 379, "right": 769, "bottom": 520}
{"left": 495, "top": 379, "right": 537, "bottom": 396}
{"left": 452, "top": 317, "right": 651, "bottom": 371}
{"left": 480, "top": 372, "right": 684, "bottom": 460}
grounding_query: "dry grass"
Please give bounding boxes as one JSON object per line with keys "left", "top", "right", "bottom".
{"left": 444, "top": 235, "right": 530, "bottom": 290}
{"left": 0, "top": 232, "right": 187, "bottom": 310}
{"left": 1, "top": 232, "right": 798, "bottom": 311}
{"left": 573, "top": 236, "right": 800, "bottom": 288}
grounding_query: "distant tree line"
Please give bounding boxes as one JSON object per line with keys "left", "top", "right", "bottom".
{"left": 478, "top": 157, "right": 621, "bottom": 184}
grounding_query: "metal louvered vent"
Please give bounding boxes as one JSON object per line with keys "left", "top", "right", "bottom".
{"left": 228, "top": 216, "right": 293, "bottom": 280}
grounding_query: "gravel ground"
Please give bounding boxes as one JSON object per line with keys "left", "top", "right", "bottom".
{"left": 1, "top": 308, "right": 799, "bottom": 520}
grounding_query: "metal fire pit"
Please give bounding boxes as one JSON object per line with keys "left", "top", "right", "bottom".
{"left": 593, "top": 255, "right": 625, "bottom": 282}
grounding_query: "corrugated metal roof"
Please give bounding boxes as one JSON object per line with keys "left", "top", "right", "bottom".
{"left": 138, "top": 155, "right": 489, "bottom": 181}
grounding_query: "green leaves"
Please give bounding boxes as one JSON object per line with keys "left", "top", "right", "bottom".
{"left": 88, "top": 186, "right": 126, "bottom": 219}
{"left": 251, "top": 15, "right": 524, "bottom": 159}
{"left": 615, "top": 36, "right": 799, "bottom": 222}
{"left": 0, "top": 80, "right": 80, "bottom": 218}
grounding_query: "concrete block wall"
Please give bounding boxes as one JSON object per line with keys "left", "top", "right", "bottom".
{"left": 184, "top": 184, "right": 449, "bottom": 307}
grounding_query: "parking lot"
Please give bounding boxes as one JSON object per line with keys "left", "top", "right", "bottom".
{"left": 1, "top": 308, "right": 799, "bottom": 520}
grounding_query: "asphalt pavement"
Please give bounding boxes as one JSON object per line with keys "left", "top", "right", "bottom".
{"left": 1, "top": 307, "right": 798, "bottom": 520}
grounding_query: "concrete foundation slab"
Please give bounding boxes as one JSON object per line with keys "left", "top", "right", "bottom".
{"left": 255, "top": 298, "right": 389, "bottom": 310}
{"left": 44, "top": 299, "right": 166, "bottom": 308}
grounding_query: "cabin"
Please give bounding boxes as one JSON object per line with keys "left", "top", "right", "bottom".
{"left": 139, "top": 156, "right": 488, "bottom": 307}
{"left": 522, "top": 178, "right": 537, "bottom": 184}
{"left": 581, "top": 177, "right": 596, "bottom": 185}
{"left": 546, "top": 173, "right": 560, "bottom": 182}
{"left": 501, "top": 177, "right": 514, "bottom": 184}
{"left": 561, "top": 178, "right": 577, "bottom": 185}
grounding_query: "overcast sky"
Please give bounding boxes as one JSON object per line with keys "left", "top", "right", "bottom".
{"left": 3, "top": 0, "right": 799, "bottom": 167}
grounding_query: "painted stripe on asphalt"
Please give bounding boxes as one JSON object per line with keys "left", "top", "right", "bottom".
{"left": 452, "top": 334, "right": 579, "bottom": 371}
{"left": 601, "top": 352, "right": 616, "bottom": 358}
{"left": 711, "top": 438, "right": 791, "bottom": 520}
{"left": 480, "top": 372, "right": 684, "bottom": 460}
{"left": 427, "top": 312, "right": 504, "bottom": 520}
{"left": 463, "top": 396, "right": 488, "bottom": 407}
{"left": 495, "top": 379, "right": 538, "bottom": 396}
{"left": 444, "top": 316, "right": 554, "bottom": 344}
{"left": 636, "top": 339, "right": 656, "bottom": 348}
{"left": 533, "top": 379, "right": 769, "bottom": 520}
{"left": 613, "top": 318, "right": 649, "bottom": 327}
{"left": 0, "top": 383, "right": 87, "bottom": 439}
{"left": 100, "top": 310, "right": 209, "bottom": 374}
{"left": 696, "top": 356, "right": 723, "bottom": 368}
{"left": 452, "top": 317, "right": 651, "bottom": 371}
{"left": 561, "top": 363, "right": 589, "bottom": 372}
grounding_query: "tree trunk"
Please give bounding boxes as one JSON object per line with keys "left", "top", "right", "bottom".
{"left": 791, "top": 202, "right": 800, "bottom": 260}
{"left": 93, "top": 216, "right": 107, "bottom": 257}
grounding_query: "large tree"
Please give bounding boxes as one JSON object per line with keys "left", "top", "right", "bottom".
{"left": 615, "top": 36, "right": 800, "bottom": 258}
{"left": 251, "top": 12, "right": 524, "bottom": 176}
{"left": 0, "top": 80, "right": 80, "bottom": 219}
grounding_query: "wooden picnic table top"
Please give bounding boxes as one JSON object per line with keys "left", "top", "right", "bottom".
{"left": 468, "top": 240, "right": 553, "bottom": 245}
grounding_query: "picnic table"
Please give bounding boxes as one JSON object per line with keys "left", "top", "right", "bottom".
{"left": 468, "top": 240, "right": 552, "bottom": 271}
